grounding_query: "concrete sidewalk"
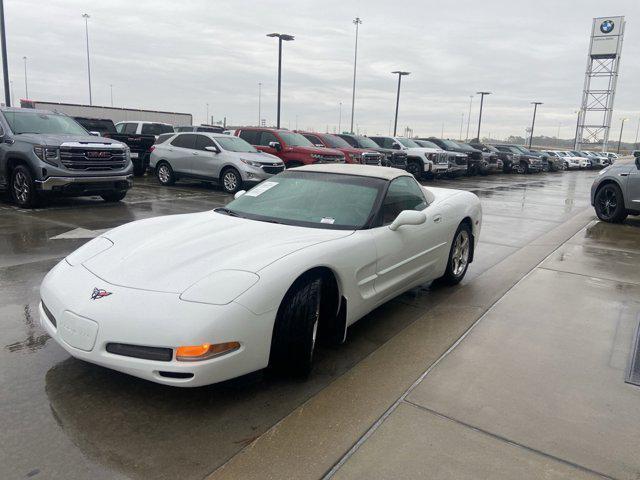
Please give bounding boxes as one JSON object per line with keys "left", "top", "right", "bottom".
{"left": 331, "top": 217, "right": 640, "bottom": 479}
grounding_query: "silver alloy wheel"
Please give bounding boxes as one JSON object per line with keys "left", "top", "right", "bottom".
{"left": 223, "top": 171, "right": 238, "bottom": 192}
{"left": 598, "top": 187, "right": 618, "bottom": 218}
{"left": 157, "top": 165, "right": 170, "bottom": 183}
{"left": 13, "top": 171, "right": 29, "bottom": 203}
{"left": 451, "top": 229, "right": 470, "bottom": 277}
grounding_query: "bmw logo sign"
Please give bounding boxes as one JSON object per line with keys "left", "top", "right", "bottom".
{"left": 600, "top": 20, "right": 614, "bottom": 34}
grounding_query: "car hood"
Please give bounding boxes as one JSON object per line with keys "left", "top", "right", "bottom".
{"left": 15, "top": 133, "right": 120, "bottom": 146}
{"left": 83, "top": 211, "right": 353, "bottom": 294}
{"left": 239, "top": 151, "right": 282, "bottom": 164}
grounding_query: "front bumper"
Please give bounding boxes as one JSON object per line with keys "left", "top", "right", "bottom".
{"left": 431, "top": 163, "right": 449, "bottom": 173}
{"left": 40, "top": 260, "right": 275, "bottom": 387}
{"left": 35, "top": 175, "right": 133, "bottom": 193}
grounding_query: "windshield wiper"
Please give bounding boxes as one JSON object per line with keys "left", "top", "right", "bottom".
{"left": 214, "top": 207, "right": 241, "bottom": 217}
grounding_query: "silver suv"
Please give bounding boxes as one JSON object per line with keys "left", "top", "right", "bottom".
{"left": 591, "top": 156, "right": 640, "bottom": 223}
{"left": 150, "top": 132, "right": 285, "bottom": 193}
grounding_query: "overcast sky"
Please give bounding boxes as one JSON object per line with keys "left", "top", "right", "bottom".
{"left": 5, "top": 0, "right": 640, "bottom": 141}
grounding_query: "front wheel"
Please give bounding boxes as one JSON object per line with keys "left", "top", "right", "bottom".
{"left": 270, "top": 275, "right": 322, "bottom": 377}
{"left": 406, "top": 160, "right": 423, "bottom": 179}
{"left": 12, "top": 165, "right": 40, "bottom": 208}
{"left": 435, "top": 222, "right": 472, "bottom": 286}
{"left": 220, "top": 167, "right": 242, "bottom": 194}
{"left": 156, "top": 162, "right": 175, "bottom": 186}
{"left": 594, "top": 183, "right": 628, "bottom": 223}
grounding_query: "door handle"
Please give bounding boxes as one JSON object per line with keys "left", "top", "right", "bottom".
{"left": 619, "top": 173, "right": 629, "bottom": 177}
{"left": 433, "top": 214, "right": 442, "bottom": 223}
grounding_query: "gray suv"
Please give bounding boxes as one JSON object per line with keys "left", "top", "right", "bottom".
{"left": 0, "top": 108, "right": 132, "bottom": 208}
{"left": 150, "top": 132, "right": 285, "bottom": 193}
{"left": 591, "top": 156, "right": 640, "bottom": 223}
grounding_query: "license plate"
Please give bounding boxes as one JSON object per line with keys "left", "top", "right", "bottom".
{"left": 130, "top": 152, "right": 139, "bottom": 158}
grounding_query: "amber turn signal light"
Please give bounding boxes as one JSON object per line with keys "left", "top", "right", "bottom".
{"left": 175, "top": 342, "right": 240, "bottom": 362}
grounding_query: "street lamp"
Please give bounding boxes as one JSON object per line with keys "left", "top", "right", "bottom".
{"left": 266, "top": 33, "right": 294, "bottom": 129}
{"left": 82, "top": 13, "right": 92, "bottom": 105}
{"left": 391, "top": 71, "right": 410, "bottom": 137}
{"left": 528, "top": 102, "right": 543, "bottom": 148}
{"left": 476, "top": 91, "right": 491, "bottom": 141}
{"left": 0, "top": 0, "right": 10, "bottom": 106}
{"left": 350, "top": 17, "right": 362, "bottom": 134}
{"left": 617, "top": 118, "right": 628, "bottom": 154}
{"left": 22, "top": 56, "right": 28, "bottom": 99}
{"left": 465, "top": 95, "right": 473, "bottom": 141}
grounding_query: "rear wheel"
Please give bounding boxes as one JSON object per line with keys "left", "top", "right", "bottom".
{"left": 12, "top": 165, "right": 39, "bottom": 208}
{"left": 435, "top": 222, "right": 472, "bottom": 286}
{"left": 270, "top": 275, "right": 322, "bottom": 377}
{"left": 156, "top": 162, "right": 175, "bottom": 186}
{"left": 220, "top": 167, "right": 242, "bottom": 194}
{"left": 595, "top": 183, "right": 628, "bottom": 223}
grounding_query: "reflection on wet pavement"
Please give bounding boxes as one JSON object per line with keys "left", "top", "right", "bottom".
{"left": 0, "top": 171, "right": 602, "bottom": 479}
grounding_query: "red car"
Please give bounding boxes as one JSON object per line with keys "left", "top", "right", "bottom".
{"left": 232, "top": 127, "right": 345, "bottom": 168}
{"left": 296, "top": 131, "right": 383, "bottom": 165}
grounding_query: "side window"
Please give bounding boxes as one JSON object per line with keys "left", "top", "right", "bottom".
{"left": 340, "top": 135, "right": 357, "bottom": 147}
{"left": 238, "top": 130, "right": 259, "bottom": 145}
{"left": 369, "top": 137, "right": 384, "bottom": 148}
{"left": 303, "top": 134, "right": 323, "bottom": 147}
{"left": 384, "top": 138, "right": 397, "bottom": 149}
{"left": 195, "top": 135, "right": 215, "bottom": 151}
{"left": 258, "top": 131, "right": 279, "bottom": 146}
{"left": 123, "top": 123, "right": 137, "bottom": 134}
{"left": 170, "top": 134, "right": 197, "bottom": 149}
{"left": 115, "top": 123, "right": 125, "bottom": 133}
{"left": 379, "top": 177, "right": 428, "bottom": 226}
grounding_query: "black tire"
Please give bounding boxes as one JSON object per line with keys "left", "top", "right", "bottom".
{"left": 101, "top": 191, "right": 127, "bottom": 203}
{"left": 133, "top": 161, "right": 146, "bottom": 177}
{"left": 220, "top": 167, "right": 242, "bottom": 194}
{"left": 156, "top": 162, "right": 175, "bottom": 186}
{"left": 514, "top": 161, "right": 527, "bottom": 174}
{"left": 270, "top": 275, "right": 322, "bottom": 378}
{"left": 11, "top": 165, "right": 40, "bottom": 208}
{"left": 435, "top": 222, "right": 472, "bottom": 286}
{"left": 594, "top": 183, "right": 628, "bottom": 223}
{"left": 406, "top": 159, "right": 423, "bottom": 179}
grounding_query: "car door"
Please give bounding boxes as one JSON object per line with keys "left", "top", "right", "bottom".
{"left": 370, "top": 177, "right": 450, "bottom": 301}
{"left": 256, "top": 131, "right": 282, "bottom": 157}
{"left": 191, "top": 134, "right": 222, "bottom": 180}
{"left": 167, "top": 133, "right": 197, "bottom": 175}
{"left": 625, "top": 159, "right": 640, "bottom": 209}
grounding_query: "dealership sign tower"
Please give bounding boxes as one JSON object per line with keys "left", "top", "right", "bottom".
{"left": 576, "top": 16, "right": 625, "bottom": 150}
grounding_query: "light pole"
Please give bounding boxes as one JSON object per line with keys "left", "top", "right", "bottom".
{"left": 391, "top": 71, "right": 410, "bottom": 137}
{"left": 528, "top": 102, "right": 543, "bottom": 148}
{"left": 476, "top": 91, "right": 491, "bottom": 141}
{"left": 465, "top": 95, "right": 473, "bottom": 141}
{"left": 634, "top": 117, "right": 639, "bottom": 148}
{"left": 22, "top": 56, "right": 28, "bottom": 99}
{"left": 206, "top": 103, "right": 209, "bottom": 125}
{"left": 350, "top": 17, "right": 362, "bottom": 134}
{"left": 266, "top": 33, "right": 294, "bottom": 129}
{"left": 459, "top": 112, "right": 464, "bottom": 141}
{"left": 573, "top": 110, "right": 581, "bottom": 150}
{"left": 258, "top": 82, "right": 262, "bottom": 126}
{"left": 109, "top": 84, "right": 113, "bottom": 106}
{"left": 0, "top": 0, "right": 9, "bottom": 106}
{"left": 82, "top": 13, "right": 92, "bottom": 105}
{"left": 9, "top": 79, "right": 13, "bottom": 104}
{"left": 617, "top": 118, "right": 628, "bottom": 154}
{"left": 338, "top": 101, "right": 342, "bottom": 133}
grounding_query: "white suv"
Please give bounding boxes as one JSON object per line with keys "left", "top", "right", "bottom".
{"left": 115, "top": 121, "right": 175, "bottom": 137}
{"left": 368, "top": 136, "right": 446, "bottom": 179}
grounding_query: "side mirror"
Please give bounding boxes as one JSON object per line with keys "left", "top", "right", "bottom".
{"left": 391, "top": 143, "right": 401, "bottom": 150}
{"left": 268, "top": 141, "right": 282, "bottom": 152}
{"left": 389, "top": 210, "right": 427, "bottom": 231}
{"left": 89, "top": 131, "right": 100, "bottom": 137}
{"left": 205, "top": 146, "right": 219, "bottom": 153}
{"left": 234, "top": 190, "right": 246, "bottom": 199}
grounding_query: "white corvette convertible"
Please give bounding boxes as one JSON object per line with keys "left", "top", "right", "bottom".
{"left": 40, "top": 164, "right": 482, "bottom": 387}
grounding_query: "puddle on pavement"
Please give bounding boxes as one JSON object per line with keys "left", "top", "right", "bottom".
{"left": 4, "top": 304, "right": 50, "bottom": 353}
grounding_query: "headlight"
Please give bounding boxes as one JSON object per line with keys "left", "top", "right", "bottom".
{"left": 350, "top": 153, "right": 362, "bottom": 163}
{"left": 240, "top": 158, "right": 262, "bottom": 168}
{"left": 65, "top": 237, "right": 114, "bottom": 266}
{"left": 34, "top": 145, "right": 59, "bottom": 166}
{"left": 427, "top": 153, "right": 435, "bottom": 161}
{"left": 180, "top": 270, "right": 260, "bottom": 305}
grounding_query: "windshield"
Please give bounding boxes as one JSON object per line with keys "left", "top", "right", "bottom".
{"left": 396, "top": 138, "right": 421, "bottom": 148}
{"left": 512, "top": 145, "right": 531, "bottom": 154}
{"left": 215, "top": 136, "right": 258, "bottom": 153}
{"left": 354, "top": 135, "right": 380, "bottom": 149}
{"left": 441, "top": 139, "right": 461, "bottom": 149}
{"left": 278, "top": 131, "right": 314, "bottom": 147}
{"left": 218, "top": 171, "right": 386, "bottom": 230}
{"left": 455, "top": 143, "right": 477, "bottom": 152}
{"left": 3, "top": 111, "right": 88, "bottom": 135}
{"left": 415, "top": 140, "right": 439, "bottom": 149}
{"left": 322, "top": 134, "right": 352, "bottom": 149}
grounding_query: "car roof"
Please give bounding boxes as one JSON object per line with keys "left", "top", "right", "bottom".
{"left": 292, "top": 163, "right": 410, "bottom": 181}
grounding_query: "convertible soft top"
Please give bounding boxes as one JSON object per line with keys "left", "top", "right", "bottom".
{"left": 292, "top": 163, "right": 412, "bottom": 181}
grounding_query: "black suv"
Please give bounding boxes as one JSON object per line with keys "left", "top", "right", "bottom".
{"left": 423, "top": 138, "right": 486, "bottom": 175}
{"left": 469, "top": 142, "right": 514, "bottom": 173}
{"left": 337, "top": 134, "right": 408, "bottom": 170}
{"left": 494, "top": 144, "right": 543, "bottom": 173}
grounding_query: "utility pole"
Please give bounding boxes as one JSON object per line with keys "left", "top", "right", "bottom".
{"left": 350, "top": 17, "right": 362, "bottom": 134}
{"left": 573, "top": 110, "right": 581, "bottom": 150}
{"left": 0, "top": 0, "right": 10, "bottom": 106}
{"left": 459, "top": 112, "right": 464, "bottom": 141}
{"left": 391, "top": 71, "right": 410, "bottom": 136}
{"left": 258, "top": 82, "right": 262, "bottom": 126}
{"left": 22, "top": 56, "right": 27, "bottom": 99}
{"left": 476, "top": 91, "right": 491, "bottom": 141}
{"left": 82, "top": 13, "right": 92, "bottom": 105}
{"left": 465, "top": 95, "right": 473, "bottom": 141}
{"left": 528, "top": 102, "right": 543, "bottom": 148}
{"left": 338, "top": 101, "right": 342, "bottom": 133}
{"left": 634, "top": 117, "right": 639, "bottom": 147}
{"left": 206, "top": 103, "right": 209, "bottom": 124}
{"left": 266, "top": 33, "right": 294, "bottom": 129}
{"left": 617, "top": 118, "right": 628, "bottom": 154}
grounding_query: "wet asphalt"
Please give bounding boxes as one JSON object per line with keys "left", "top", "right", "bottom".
{"left": 0, "top": 169, "right": 599, "bottom": 480}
